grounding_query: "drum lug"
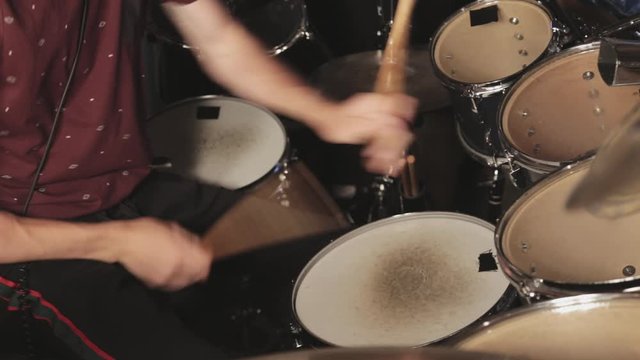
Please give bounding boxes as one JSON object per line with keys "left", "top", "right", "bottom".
{"left": 288, "top": 322, "right": 305, "bottom": 349}
{"left": 505, "top": 157, "right": 527, "bottom": 189}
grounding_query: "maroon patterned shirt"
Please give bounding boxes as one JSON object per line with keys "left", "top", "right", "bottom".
{"left": 0, "top": 0, "right": 192, "bottom": 219}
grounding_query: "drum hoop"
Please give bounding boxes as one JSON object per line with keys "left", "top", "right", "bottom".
{"left": 495, "top": 157, "right": 640, "bottom": 296}
{"left": 454, "top": 292, "right": 640, "bottom": 346}
{"left": 269, "top": 0, "right": 309, "bottom": 56}
{"left": 146, "top": 95, "right": 290, "bottom": 190}
{"left": 430, "top": 0, "right": 558, "bottom": 96}
{"left": 148, "top": 0, "right": 308, "bottom": 56}
{"left": 497, "top": 41, "right": 602, "bottom": 174}
{"left": 291, "top": 211, "right": 500, "bottom": 347}
{"left": 455, "top": 121, "right": 508, "bottom": 167}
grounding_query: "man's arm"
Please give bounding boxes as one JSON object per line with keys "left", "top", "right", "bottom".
{"left": 0, "top": 212, "right": 212, "bottom": 290}
{"left": 161, "top": 0, "right": 417, "bottom": 175}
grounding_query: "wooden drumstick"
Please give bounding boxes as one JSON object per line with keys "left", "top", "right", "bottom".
{"left": 374, "top": 0, "right": 416, "bottom": 94}
{"left": 374, "top": 0, "right": 420, "bottom": 198}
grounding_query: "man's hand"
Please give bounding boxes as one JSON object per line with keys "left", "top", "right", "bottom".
{"left": 111, "top": 218, "right": 213, "bottom": 291}
{"left": 310, "top": 93, "right": 418, "bottom": 176}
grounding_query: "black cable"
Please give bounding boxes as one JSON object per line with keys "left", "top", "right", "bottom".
{"left": 15, "top": 1, "right": 89, "bottom": 358}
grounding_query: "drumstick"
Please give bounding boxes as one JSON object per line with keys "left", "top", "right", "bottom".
{"left": 374, "top": 0, "right": 420, "bottom": 198}
{"left": 374, "top": 0, "right": 416, "bottom": 94}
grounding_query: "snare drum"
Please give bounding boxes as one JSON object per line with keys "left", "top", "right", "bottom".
{"left": 431, "top": 0, "right": 564, "bottom": 165}
{"left": 292, "top": 212, "right": 511, "bottom": 347}
{"left": 499, "top": 41, "right": 640, "bottom": 185}
{"left": 497, "top": 158, "right": 640, "bottom": 300}
{"left": 145, "top": 96, "right": 287, "bottom": 190}
{"left": 456, "top": 294, "right": 640, "bottom": 360}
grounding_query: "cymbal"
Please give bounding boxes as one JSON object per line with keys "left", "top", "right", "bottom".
{"left": 566, "top": 103, "right": 640, "bottom": 218}
{"left": 311, "top": 50, "right": 452, "bottom": 112}
{"left": 242, "top": 347, "right": 524, "bottom": 360}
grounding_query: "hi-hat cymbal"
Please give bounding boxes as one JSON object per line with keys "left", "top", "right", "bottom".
{"left": 242, "top": 347, "right": 524, "bottom": 360}
{"left": 311, "top": 50, "right": 451, "bottom": 112}
{"left": 567, "top": 103, "right": 640, "bottom": 218}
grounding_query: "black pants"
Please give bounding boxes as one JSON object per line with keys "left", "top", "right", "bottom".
{"left": 0, "top": 172, "right": 242, "bottom": 360}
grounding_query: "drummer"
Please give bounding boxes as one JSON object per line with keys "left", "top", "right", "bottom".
{"left": 0, "top": 0, "right": 416, "bottom": 358}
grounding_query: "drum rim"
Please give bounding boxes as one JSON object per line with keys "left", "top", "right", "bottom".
{"left": 454, "top": 292, "right": 640, "bottom": 347}
{"left": 495, "top": 156, "right": 640, "bottom": 296}
{"left": 430, "top": 0, "right": 558, "bottom": 96}
{"left": 148, "top": 0, "right": 309, "bottom": 56}
{"left": 146, "top": 94, "right": 290, "bottom": 190}
{"left": 497, "top": 41, "right": 602, "bottom": 175}
{"left": 291, "top": 211, "right": 507, "bottom": 347}
{"left": 455, "top": 120, "right": 508, "bottom": 167}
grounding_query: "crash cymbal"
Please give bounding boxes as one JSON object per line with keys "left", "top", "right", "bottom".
{"left": 242, "top": 347, "right": 523, "bottom": 360}
{"left": 567, "top": 103, "right": 640, "bottom": 218}
{"left": 311, "top": 50, "right": 452, "bottom": 112}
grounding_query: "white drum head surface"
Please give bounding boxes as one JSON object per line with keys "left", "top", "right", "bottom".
{"left": 501, "top": 160, "right": 640, "bottom": 284}
{"left": 293, "top": 212, "right": 509, "bottom": 347}
{"left": 434, "top": 0, "right": 552, "bottom": 84}
{"left": 502, "top": 43, "right": 639, "bottom": 163}
{"left": 146, "top": 97, "right": 287, "bottom": 189}
{"left": 458, "top": 295, "right": 640, "bottom": 360}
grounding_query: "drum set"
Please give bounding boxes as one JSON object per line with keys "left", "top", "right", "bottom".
{"left": 143, "top": 0, "right": 640, "bottom": 359}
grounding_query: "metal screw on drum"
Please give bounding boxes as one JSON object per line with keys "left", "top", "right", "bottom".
{"left": 623, "top": 265, "right": 636, "bottom": 277}
{"left": 518, "top": 49, "right": 529, "bottom": 56}
{"left": 583, "top": 71, "right": 595, "bottom": 80}
{"left": 521, "top": 242, "right": 529, "bottom": 253}
{"left": 593, "top": 106, "right": 603, "bottom": 116}
{"left": 527, "top": 127, "right": 536, "bottom": 137}
{"left": 445, "top": 54, "right": 454, "bottom": 60}
{"left": 589, "top": 89, "right": 600, "bottom": 98}
{"left": 514, "top": 33, "right": 524, "bottom": 40}
{"left": 510, "top": 17, "right": 520, "bottom": 25}
{"left": 520, "top": 109, "right": 529, "bottom": 118}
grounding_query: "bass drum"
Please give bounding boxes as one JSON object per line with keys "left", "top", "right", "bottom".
{"left": 456, "top": 294, "right": 640, "bottom": 360}
{"left": 292, "top": 212, "right": 515, "bottom": 347}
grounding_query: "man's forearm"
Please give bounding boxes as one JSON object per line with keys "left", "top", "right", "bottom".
{"left": 0, "top": 212, "right": 118, "bottom": 264}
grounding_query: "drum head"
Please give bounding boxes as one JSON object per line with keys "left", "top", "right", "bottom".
{"left": 433, "top": 0, "right": 552, "bottom": 85}
{"left": 501, "top": 42, "right": 639, "bottom": 165}
{"left": 500, "top": 159, "right": 640, "bottom": 285}
{"left": 457, "top": 294, "right": 640, "bottom": 360}
{"left": 146, "top": 97, "right": 287, "bottom": 189}
{"left": 293, "top": 212, "right": 509, "bottom": 347}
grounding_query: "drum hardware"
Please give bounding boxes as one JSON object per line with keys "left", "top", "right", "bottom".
{"left": 598, "top": 36, "right": 640, "bottom": 86}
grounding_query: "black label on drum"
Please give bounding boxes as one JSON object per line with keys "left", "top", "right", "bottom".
{"left": 196, "top": 106, "right": 221, "bottom": 120}
{"left": 469, "top": 5, "right": 499, "bottom": 26}
{"left": 478, "top": 251, "right": 498, "bottom": 272}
